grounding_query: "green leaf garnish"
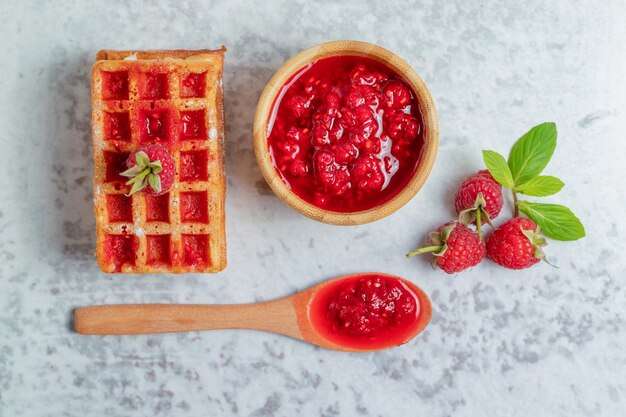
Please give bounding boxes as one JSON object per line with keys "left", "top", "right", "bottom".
{"left": 120, "top": 165, "right": 145, "bottom": 178}
{"left": 483, "top": 150, "right": 514, "bottom": 187}
{"left": 149, "top": 161, "right": 163, "bottom": 174}
{"left": 128, "top": 178, "right": 143, "bottom": 195}
{"left": 508, "top": 123, "right": 557, "bottom": 185}
{"left": 134, "top": 151, "right": 151, "bottom": 168}
{"left": 147, "top": 174, "right": 161, "bottom": 193}
{"left": 515, "top": 175, "right": 564, "bottom": 196}
{"left": 517, "top": 201, "right": 585, "bottom": 241}
{"left": 121, "top": 152, "right": 164, "bottom": 196}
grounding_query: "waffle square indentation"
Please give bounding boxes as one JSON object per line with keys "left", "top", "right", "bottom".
{"left": 145, "top": 193, "right": 170, "bottom": 222}
{"left": 106, "top": 194, "right": 133, "bottom": 222}
{"left": 104, "top": 112, "right": 131, "bottom": 141}
{"left": 104, "top": 151, "right": 130, "bottom": 182}
{"left": 102, "top": 71, "right": 129, "bottom": 100}
{"left": 180, "top": 72, "right": 206, "bottom": 98}
{"left": 180, "top": 110, "right": 206, "bottom": 141}
{"left": 180, "top": 150, "right": 209, "bottom": 182}
{"left": 139, "top": 73, "right": 169, "bottom": 99}
{"left": 180, "top": 191, "right": 208, "bottom": 223}
{"left": 140, "top": 109, "right": 171, "bottom": 143}
{"left": 182, "top": 234, "right": 209, "bottom": 267}
{"left": 104, "top": 234, "right": 137, "bottom": 269}
{"left": 146, "top": 234, "right": 171, "bottom": 266}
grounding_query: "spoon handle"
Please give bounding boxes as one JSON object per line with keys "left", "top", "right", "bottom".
{"left": 74, "top": 298, "right": 301, "bottom": 338}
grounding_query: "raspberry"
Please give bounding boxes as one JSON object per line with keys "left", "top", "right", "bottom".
{"left": 279, "top": 141, "right": 300, "bottom": 162}
{"left": 285, "top": 126, "right": 308, "bottom": 144}
{"left": 345, "top": 88, "right": 365, "bottom": 109}
{"left": 455, "top": 170, "right": 503, "bottom": 229}
{"left": 313, "top": 110, "right": 335, "bottom": 129}
{"left": 313, "top": 150, "right": 351, "bottom": 195}
{"left": 486, "top": 217, "right": 546, "bottom": 270}
{"left": 333, "top": 140, "right": 359, "bottom": 165}
{"left": 288, "top": 159, "right": 309, "bottom": 177}
{"left": 349, "top": 129, "right": 368, "bottom": 148}
{"left": 328, "top": 123, "right": 344, "bottom": 143}
{"left": 349, "top": 119, "right": 377, "bottom": 149}
{"left": 348, "top": 106, "right": 379, "bottom": 149}
{"left": 339, "top": 108, "right": 358, "bottom": 128}
{"left": 324, "top": 91, "right": 341, "bottom": 113}
{"left": 287, "top": 95, "right": 309, "bottom": 118}
{"left": 383, "top": 80, "right": 412, "bottom": 109}
{"left": 407, "top": 222, "right": 486, "bottom": 274}
{"left": 362, "top": 137, "right": 381, "bottom": 154}
{"left": 351, "top": 155, "right": 384, "bottom": 192}
{"left": 312, "top": 124, "right": 331, "bottom": 147}
{"left": 385, "top": 110, "right": 419, "bottom": 142}
{"left": 122, "top": 144, "right": 175, "bottom": 196}
{"left": 358, "top": 85, "right": 383, "bottom": 108}
{"left": 355, "top": 105, "right": 376, "bottom": 125}
{"left": 276, "top": 127, "right": 308, "bottom": 164}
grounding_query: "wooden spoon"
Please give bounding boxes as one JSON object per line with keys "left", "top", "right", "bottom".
{"left": 74, "top": 273, "right": 432, "bottom": 352}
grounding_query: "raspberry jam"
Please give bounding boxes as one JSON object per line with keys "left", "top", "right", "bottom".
{"left": 309, "top": 274, "right": 424, "bottom": 350}
{"left": 267, "top": 56, "right": 424, "bottom": 212}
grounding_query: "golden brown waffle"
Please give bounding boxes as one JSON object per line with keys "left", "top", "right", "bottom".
{"left": 92, "top": 48, "right": 226, "bottom": 273}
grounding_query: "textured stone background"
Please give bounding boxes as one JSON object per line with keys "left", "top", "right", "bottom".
{"left": 1, "top": 0, "right": 625, "bottom": 416}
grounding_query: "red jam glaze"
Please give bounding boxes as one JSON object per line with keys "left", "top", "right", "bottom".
{"left": 106, "top": 194, "right": 133, "bottom": 222}
{"left": 267, "top": 56, "right": 424, "bottom": 212}
{"left": 104, "top": 234, "right": 138, "bottom": 272}
{"left": 180, "top": 110, "right": 207, "bottom": 140}
{"left": 181, "top": 72, "right": 207, "bottom": 98}
{"left": 104, "top": 112, "right": 131, "bottom": 142}
{"left": 139, "top": 72, "right": 169, "bottom": 99}
{"left": 180, "top": 191, "right": 209, "bottom": 223}
{"left": 140, "top": 109, "right": 171, "bottom": 143}
{"left": 180, "top": 150, "right": 209, "bottom": 181}
{"left": 145, "top": 193, "right": 170, "bottom": 222}
{"left": 182, "top": 234, "right": 209, "bottom": 267}
{"left": 309, "top": 274, "right": 422, "bottom": 350}
{"left": 102, "top": 71, "right": 129, "bottom": 100}
{"left": 104, "top": 151, "right": 130, "bottom": 183}
{"left": 146, "top": 234, "right": 172, "bottom": 266}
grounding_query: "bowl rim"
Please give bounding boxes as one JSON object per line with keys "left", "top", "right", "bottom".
{"left": 253, "top": 40, "right": 439, "bottom": 225}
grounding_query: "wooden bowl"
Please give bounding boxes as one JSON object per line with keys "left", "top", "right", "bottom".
{"left": 253, "top": 40, "right": 439, "bottom": 225}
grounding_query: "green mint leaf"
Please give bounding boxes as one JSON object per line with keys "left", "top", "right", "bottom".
{"left": 517, "top": 201, "right": 585, "bottom": 241}
{"left": 515, "top": 175, "right": 565, "bottom": 196}
{"left": 482, "top": 150, "right": 514, "bottom": 188}
{"left": 508, "top": 123, "right": 557, "bottom": 186}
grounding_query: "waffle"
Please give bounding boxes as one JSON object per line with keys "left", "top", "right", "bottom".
{"left": 92, "top": 48, "right": 227, "bottom": 273}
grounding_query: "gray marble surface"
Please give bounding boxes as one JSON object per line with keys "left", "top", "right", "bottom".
{"left": 1, "top": 0, "right": 625, "bottom": 416}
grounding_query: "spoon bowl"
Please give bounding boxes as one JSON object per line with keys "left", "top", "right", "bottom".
{"left": 75, "top": 273, "right": 432, "bottom": 352}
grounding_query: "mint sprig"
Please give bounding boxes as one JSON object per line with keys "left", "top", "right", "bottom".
{"left": 120, "top": 151, "right": 163, "bottom": 196}
{"left": 515, "top": 175, "right": 564, "bottom": 197}
{"left": 518, "top": 201, "right": 585, "bottom": 241}
{"left": 508, "top": 122, "right": 557, "bottom": 185}
{"left": 482, "top": 123, "right": 585, "bottom": 241}
{"left": 482, "top": 150, "right": 513, "bottom": 188}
